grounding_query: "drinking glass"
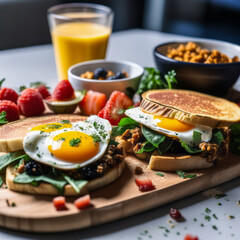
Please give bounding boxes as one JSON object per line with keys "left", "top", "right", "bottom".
{"left": 48, "top": 3, "right": 113, "bottom": 80}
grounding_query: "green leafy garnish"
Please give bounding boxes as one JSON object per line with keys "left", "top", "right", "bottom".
{"left": 215, "top": 193, "right": 227, "bottom": 199}
{"left": 0, "top": 111, "right": 8, "bottom": 125}
{"left": 211, "top": 130, "right": 224, "bottom": 146}
{"left": 136, "top": 142, "right": 155, "bottom": 153}
{"left": 176, "top": 170, "right": 197, "bottom": 179}
{"left": 91, "top": 134, "right": 101, "bottom": 143}
{"left": 69, "top": 138, "right": 81, "bottom": 147}
{"left": 109, "top": 139, "right": 119, "bottom": 146}
{"left": 192, "top": 131, "right": 202, "bottom": 146}
{"left": 111, "top": 117, "right": 139, "bottom": 137}
{"left": 61, "top": 173, "right": 87, "bottom": 194}
{"left": 0, "top": 176, "right": 3, "bottom": 187}
{"left": 0, "top": 78, "right": 5, "bottom": 88}
{"left": 180, "top": 141, "right": 203, "bottom": 154}
{"left": 155, "top": 172, "right": 164, "bottom": 177}
{"left": 136, "top": 68, "right": 177, "bottom": 95}
{"left": 230, "top": 123, "right": 240, "bottom": 155}
{"left": 0, "top": 151, "right": 27, "bottom": 172}
{"left": 60, "top": 120, "right": 70, "bottom": 124}
{"left": 158, "top": 138, "right": 173, "bottom": 154}
{"left": 142, "top": 125, "right": 166, "bottom": 147}
{"left": 30, "top": 81, "right": 49, "bottom": 89}
{"left": 14, "top": 172, "right": 67, "bottom": 194}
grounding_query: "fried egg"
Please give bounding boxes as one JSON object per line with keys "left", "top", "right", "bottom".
{"left": 125, "top": 107, "right": 212, "bottom": 147}
{"left": 23, "top": 116, "right": 111, "bottom": 170}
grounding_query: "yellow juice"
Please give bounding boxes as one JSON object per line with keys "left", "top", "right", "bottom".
{"left": 51, "top": 19, "right": 111, "bottom": 80}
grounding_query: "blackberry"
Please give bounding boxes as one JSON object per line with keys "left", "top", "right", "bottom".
{"left": 94, "top": 68, "right": 107, "bottom": 79}
{"left": 115, "top": 72, "right": 126, "bottom": 79}
{"left": 25, "top": 161, "right": 42, "bottom": 176}
{"left": 80, "top": 165, "right": 100, "bottom": 180}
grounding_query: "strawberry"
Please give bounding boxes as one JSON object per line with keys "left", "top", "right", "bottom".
{"left": 98, "top": 91, "right": 133, "bottom": 125}
{"left": 51, "top": 80, "right": 75, "bottom": 101}
{"left": 53, "top": 196, "right": 67, "bottom": 211}
{"left": 79, "top": 90, "right": 107, "bottom": 116}
{"left": 18, "top": 88, "right": 45, "bottom": 117}
{"left": 0, "top": 78, "right": 18, "bottom": 104}
{"left": 74, "top": 194, "right": 91, "bottom": 209}
{"left": 135, "top": 176, "right": 155, "bottom": 192}
{"left": 0, "top": 100, "right": 19, "bottom": 122}
{"left": 36, "top": 85, "right": 50, "bottom": 99}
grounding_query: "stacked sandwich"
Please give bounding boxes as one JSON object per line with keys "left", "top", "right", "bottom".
{"left": 116, "top": 89, "right": 240, "bottom": 171}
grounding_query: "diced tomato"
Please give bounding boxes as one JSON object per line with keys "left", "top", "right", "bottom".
{"left": 53, "top": 196, "right": 67, "bottom": 211}
{"left": 184, "top": 234, "right": 199, "bottom": 240}
{"left": 135, "top": 176, "right": 155, "bottom": 192}
{"left": 74, "top": 194, "right": 91, "bottom": 209}
{"left": 79, "top": 90, "right": 107, "bottom": 116}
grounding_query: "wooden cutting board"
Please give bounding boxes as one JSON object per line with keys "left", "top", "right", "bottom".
{"left": 0, "top": 152, "right": 240, "bottom": 232}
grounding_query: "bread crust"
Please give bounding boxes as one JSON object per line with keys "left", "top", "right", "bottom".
{"left": 6, "top": 160, "right": 125, "bottom": 196}
{"left": 0, "top": 114, "right": 87, "bottom": 153}
{"left": 141, "top": 89, "right": 240, "bottom": 128}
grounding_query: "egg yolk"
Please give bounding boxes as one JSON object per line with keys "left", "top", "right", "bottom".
{"left": 153, "top": 115, "right": 194, "bottom": 132}
{"left": 48, "top": 131, "right": 99, "bottom": 163}
{"left": 30, "top": 122, "right": 72, "bottom": 132}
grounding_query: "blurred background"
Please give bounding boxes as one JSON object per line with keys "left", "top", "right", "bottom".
{"left": 0, "top": 0, "right": 239, "bottom": 50}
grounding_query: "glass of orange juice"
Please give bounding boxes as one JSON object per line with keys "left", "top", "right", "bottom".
{"left": 48, "top": 3, "right": 113, "bottom": 80}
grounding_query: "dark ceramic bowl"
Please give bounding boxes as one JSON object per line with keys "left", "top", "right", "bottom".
{"left": 153, "top": 39, "right": 240, "bottom": 96}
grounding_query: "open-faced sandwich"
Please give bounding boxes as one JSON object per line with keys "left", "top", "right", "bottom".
{"left": 116, "top": 89, "right": 240, "bottom": 171}
{"left": 0, "top": 115, "right": 125, "bottom": 196}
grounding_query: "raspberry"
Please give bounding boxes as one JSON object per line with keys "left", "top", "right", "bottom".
{"left": 0, "top": 100, "right": 19, "bottom": 122}
{"left": 18, "top": 89, "right": 45, "bottom": 117}
{"left": 51, "top": 80, "right": 74, "bottom": 101}
{"left": 0, "top": 88, "right": 19, "bottom": 104}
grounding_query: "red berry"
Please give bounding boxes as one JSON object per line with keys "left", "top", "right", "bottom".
{"left": 79, "top": 90, "right": 107, "bottom": 116}
{"left": 98, "top": 91, "right": 133, "bottom": 125}
{"left": 18, "top": 89, "right": 45, "bottom": 117}
{"left": 0, "top": 88, "right": 18, "bottom": 104}
{"left": 52, "top": 80, "right": 74, "bottom": 101}
{"left": 184, "top": 234, "right": 199, "bottom": 240}
{"left": 169, "top": 208, "right": 182, "bottom": 220}
{"left": 53, "top": 196, "right": 67, "bottom": 211}
{"left": 135, "top": 176, "right": 155, "bottom": 192}
{"left": 35, "top": 85, "right": 50, "bottom": 99}
{"left": 74, "top": 194, "right": 91, "bottom": 209}
{"left": 0, "top": 100, "right": 19, "bottom": 122}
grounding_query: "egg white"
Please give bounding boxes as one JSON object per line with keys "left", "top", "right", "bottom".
{"left": 23, "top": 115, "right": 112, "bottom": 170}
{"left": 125, "top": 107, "right": 212, "bottom": 147}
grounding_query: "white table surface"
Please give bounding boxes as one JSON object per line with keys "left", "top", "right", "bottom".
{"left": 0, "top": 29, "right": 240, "bottom": 240}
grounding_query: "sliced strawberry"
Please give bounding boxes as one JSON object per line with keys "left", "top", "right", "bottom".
{"left": 98, "top": 91, "right": 133, "bottom": 125}
{"left": 53, "top": 196, "right": 67, "bottom": 211}
{"left": 52, "top": 80, "right": 74, "bottom": 101}
{"left": 79, "top": 90, "right": 107, "bottom": 116}
{"left": 74, "top": 194, "right": 91, "bottom": 209}
{"left": 0, "top": 100, "right": 19, "bottom": 122}
{"left": 135, "top": 176, "right": 155, "bottom": 192}
{"left": 184, "top": 234, "right": 199, "bottom": 240}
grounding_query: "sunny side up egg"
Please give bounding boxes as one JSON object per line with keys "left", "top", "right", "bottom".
{"left": 23, "top": 116, "right": 112, "bottom": 170}
{"left": 125, "top": 107, "right": 212, "bottom": 147}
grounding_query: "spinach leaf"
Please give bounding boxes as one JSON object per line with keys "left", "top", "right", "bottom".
{"left": 180, "top": 141, "right": 203, "bottom": 154}
{"left": 211, "top": 130, "right": 223, "bottom": 146}
{"left": 142, "top": 126, "right": 166, "bottom": 147}
{"left": 61, "top": 173, "right": 87, "bottom": 194}
{"left": 0, "top": 176, "right": 3, "bottom": 187}
{"left": 14, "top": 173, "right": 67, "bottom": 195}
{"left": 111, "top": 117, "right": 139, "bottom": 137}
{"left": 193, "top": 131, "right": 202, "bottom": 146}
{"left": 136, "top": 142, "right": 156, "bottom": 153}
{"left": 0, "top": 111, "right": 8, "bottom": 125}
{"left": 230, "top": 123, "right": 240, "bottom": 155}
{"left": 176, "top": 170, "right": 197, "bottom": 179}
{"left": 0, "top": 151, "right": 26, "bottom": 172}
{"left": 158, "top": 138, "right": 173, "bottom": 154}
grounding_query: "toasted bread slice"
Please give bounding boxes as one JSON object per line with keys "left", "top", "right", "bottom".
{"left": 141, "top": 89, "right": 240, "bottom": 128}
{"left": 0, "top": 114, "right": 87, "bottom": 152}
{"left": 6, "top": 160, "right": 125, "bottom": 196}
